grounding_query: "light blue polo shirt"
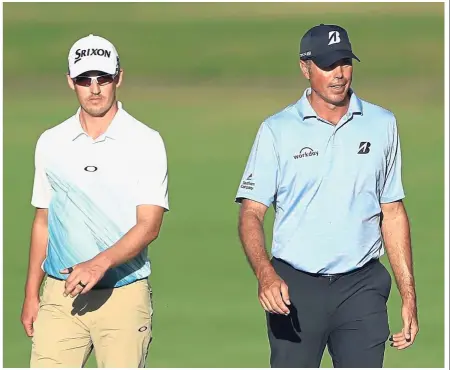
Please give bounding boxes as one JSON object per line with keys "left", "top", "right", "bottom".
{"left": 235, "top": 88, "right": 405, "bottom": 274}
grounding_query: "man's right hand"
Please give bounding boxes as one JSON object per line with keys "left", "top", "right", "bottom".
{"left": 258, "top": 270, "right": 291, "bottom": 315}
{"left": 21, "top": 296, "right": 40, "bottom": 337}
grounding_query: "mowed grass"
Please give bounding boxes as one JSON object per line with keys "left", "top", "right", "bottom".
{"left": 3, "top": 3, "right": 445, "bottom": 368}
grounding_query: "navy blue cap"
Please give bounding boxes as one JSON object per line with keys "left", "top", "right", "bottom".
{"left": 299, "top": 24, "right": 360, "bottom": 69}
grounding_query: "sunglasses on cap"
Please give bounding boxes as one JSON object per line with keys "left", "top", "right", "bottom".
{"left": 73, "top": 73, "right": 118, "bottom": 87}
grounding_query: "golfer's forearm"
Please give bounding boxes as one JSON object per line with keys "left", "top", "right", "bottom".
{"left": 382, "top": 204, "right": 416, "bottom": 303}
{"left": 94, "top": 222, "right": 159, "bottom": 270}
{"left": 238, "top": 212, "right": 274, "bottom": 281}
{"left": 25, "top": 218, "right": 48, "bottom": 299}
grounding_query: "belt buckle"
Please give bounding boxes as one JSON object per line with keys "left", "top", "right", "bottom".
{"left": 322, "top": 273, "right": 338, "bottom": 282}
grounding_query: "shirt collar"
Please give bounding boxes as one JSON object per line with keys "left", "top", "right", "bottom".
{"left": 296, "top": 87, "right": 363, "bottom": 121}
{"left": 70, "top": 101, "right": 126, "bottom": 141}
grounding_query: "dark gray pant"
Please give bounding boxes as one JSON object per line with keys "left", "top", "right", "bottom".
{"left": 267, "top": 258, "right": 392, "bottom": 368}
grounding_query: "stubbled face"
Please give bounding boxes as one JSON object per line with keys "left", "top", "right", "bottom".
{"left": 67, "top": 70, "right": 123, "bottom": 117}
{"left": 300, "top": 58, "right": 353, "bottom": 106}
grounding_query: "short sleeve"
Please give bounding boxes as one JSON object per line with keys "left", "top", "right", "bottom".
{"left": 380, "top": 117, "right": 405, "bottom": 203}
{"left": 135, "top": 133, "right": 169, "bottom": 211}
{"left": 235, "top": 122, "right": 279, "bottom": 207}
{"left": 31, "top": 133, "right": 52, "bottom": 208}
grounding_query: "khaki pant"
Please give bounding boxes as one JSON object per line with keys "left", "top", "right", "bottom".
{"left": 30, "top": 276, "right": 153, "bottom": 368}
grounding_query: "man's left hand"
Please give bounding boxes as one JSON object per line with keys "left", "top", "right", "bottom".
{"left": 390, "top": 300, "right": 419, "bottom": 350}
{"left": 60, "top": 259, "right": 109, "bottom": 298}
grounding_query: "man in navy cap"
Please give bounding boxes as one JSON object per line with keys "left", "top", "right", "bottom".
{"left": 235, "top": 24, "right": 419, "bottom": 367}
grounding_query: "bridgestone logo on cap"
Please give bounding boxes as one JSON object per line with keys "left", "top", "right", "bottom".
{"left": 74, "top": 48, "right": 112, "bottom": 64}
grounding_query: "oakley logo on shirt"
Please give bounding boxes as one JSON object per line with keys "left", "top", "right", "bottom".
{"left": 84, "top": 166, "right": 98, "bottom": 172}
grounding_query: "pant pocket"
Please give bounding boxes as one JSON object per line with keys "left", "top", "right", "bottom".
{"left": 376, "top": 262, "right": 392, "bottom": 300}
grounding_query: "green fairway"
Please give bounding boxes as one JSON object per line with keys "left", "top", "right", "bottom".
{"left": 3, "top": 2, "right": 445, "bottom": 368}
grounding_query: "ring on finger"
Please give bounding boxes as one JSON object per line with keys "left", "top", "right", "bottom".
{"left": 78, "top": 281, "right": 87, "bottom": 288}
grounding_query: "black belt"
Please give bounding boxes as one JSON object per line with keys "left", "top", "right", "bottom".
{"left": 274, "top": 257, "right": 378, "bottom": 279}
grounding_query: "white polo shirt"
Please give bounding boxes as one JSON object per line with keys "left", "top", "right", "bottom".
{"left": 31, "top": 102, "right": 169, "bottom": 288}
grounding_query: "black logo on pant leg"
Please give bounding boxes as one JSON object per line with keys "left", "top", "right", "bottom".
{"left": 138, "top": 325, "right": 148, "bottom": 332}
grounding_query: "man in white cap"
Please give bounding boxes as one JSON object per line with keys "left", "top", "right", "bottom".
{"left": 20, "top": 34, "right": 169, "bottom": 367}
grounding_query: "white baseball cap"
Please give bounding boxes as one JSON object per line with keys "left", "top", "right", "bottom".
{"left": 68, "top": 34, "right": 120, "bottom": 78}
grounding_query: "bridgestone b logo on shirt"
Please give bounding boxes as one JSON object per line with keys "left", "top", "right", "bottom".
{"left": 293, "top": 147, "right": 319, "bottom": 159}
{"left": 74, "top": 48, "right": 112, "bottom": 64}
